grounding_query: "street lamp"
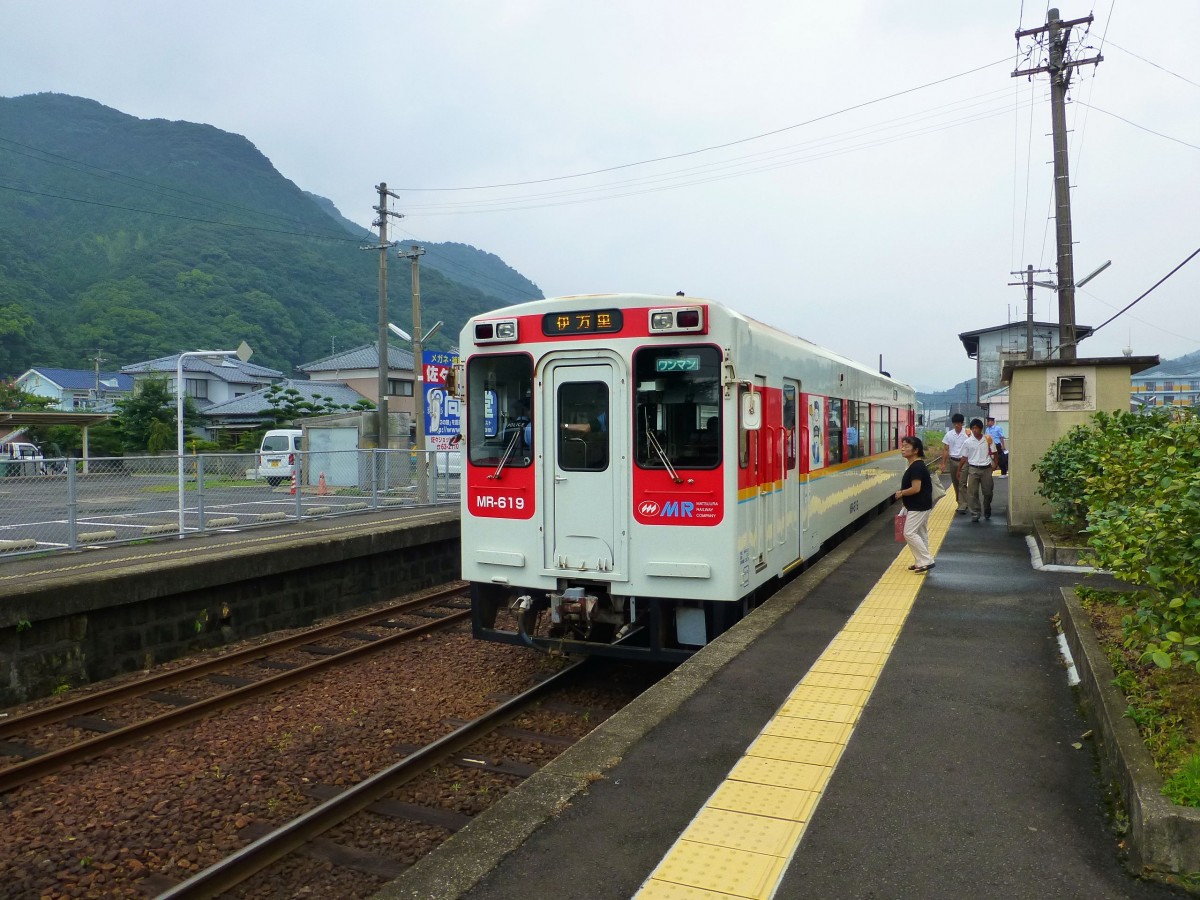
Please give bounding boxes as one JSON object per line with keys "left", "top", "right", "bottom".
{"left": 176, "top": 343, "right": 252, "bottom": 536}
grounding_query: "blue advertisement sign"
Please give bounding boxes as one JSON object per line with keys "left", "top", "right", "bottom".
{"left": 422, "top": 350, "right": 461, "bottom": 450}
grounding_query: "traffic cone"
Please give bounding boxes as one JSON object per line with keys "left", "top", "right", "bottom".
{"left": 289, "top": 470, "right": 296, "bottom": 495}
{"left": 317, "top": 472, "right": 327, "bottom": 496}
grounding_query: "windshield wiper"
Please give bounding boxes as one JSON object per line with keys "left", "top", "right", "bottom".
{"left": 489, "top": 428, "right": 523, "bottom": 479}
{"left": 645, "top": 427, "right": 683, "bottom": 483}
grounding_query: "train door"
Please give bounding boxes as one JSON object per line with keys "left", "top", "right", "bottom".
{"left": 746, "top": 376, "right": 768, "bottom": 573}
{"left": 543, "top": 359, "right": 625, "bottom": 576}
{"left": 782, "top": 379, "right": 801, "bottom": 564}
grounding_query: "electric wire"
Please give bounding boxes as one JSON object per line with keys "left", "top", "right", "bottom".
{"left": 393, "top": 56, "right": 1014, "bottom": 192}
{"left": 1104, "top": 38, "right": 1200, "bottom": 89}
{"left": 1087, "top": 246, "right": 1200, "bottom": 339}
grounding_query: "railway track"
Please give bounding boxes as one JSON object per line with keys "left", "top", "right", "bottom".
{"left": 154, "top": 658, "right": 596, "bottom": 899}
{"left": 0, "top": 586, "right": 471, "bottom": 793}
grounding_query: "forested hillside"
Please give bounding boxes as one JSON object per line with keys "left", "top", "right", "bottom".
{"left": 0, "top": 93, "right": 542, "bottom": 376}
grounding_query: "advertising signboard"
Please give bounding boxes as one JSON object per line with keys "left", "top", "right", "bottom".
{"left": 422, "top": 349, "right": 461, "bottom": 451}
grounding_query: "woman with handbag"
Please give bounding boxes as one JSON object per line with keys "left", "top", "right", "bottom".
{"left": 894, "top": 436, "right": 935, "bottom": 574}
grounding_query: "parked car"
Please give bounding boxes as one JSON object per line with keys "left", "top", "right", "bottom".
{"left": 0, "top": 441, "right": 46, "bottom": 477}
{"left": 255, "top": 429, "right": 302, "bottom": 486}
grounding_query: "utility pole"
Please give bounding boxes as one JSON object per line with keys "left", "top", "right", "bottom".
{"left": 398, "top": 245, "right": 427, "bottom": 503}
{"left": 365, "top": 183, "right": 401, "bottom": 447}
{"left": 92, "top": 349, "right": 106, "bottom": 403}
{"left": 1008, "top": 266, "right": 1053, "bottom": 359}
{"left": 1013, "top": 8, "right": 1102, "bottom": 359}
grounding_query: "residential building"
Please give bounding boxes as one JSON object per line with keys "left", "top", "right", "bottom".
{"left": 15, "top": 367, "right": 134, "bottom": 410}
{"left": 121, "top": 355, "right": 281, "bottom": 408}
{"left": 296, "top": 342, "right": 417, "bottom": 420}
{"left": 201, "top": 379, "right": 371, "bottom": 444}
{"left": 1130, "top": 354, "right": 1200, "bottom": 409}
{"left": 959, "top": 321, "right": 1095, "bottom": 404}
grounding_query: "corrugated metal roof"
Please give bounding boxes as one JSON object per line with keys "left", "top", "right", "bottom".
{"left": 298, "top": 342, "right": 415, "bottom": 373}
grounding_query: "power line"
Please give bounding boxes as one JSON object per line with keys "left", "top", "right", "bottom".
{"left": 1104, "top": 38, "right": 1200, "bottom": 89}
{"left": 1075, "top": 101, "right": 1200, "bottom": 151}
{"left": 1089, "top": 245, "right": 1200, "bottom": 337}
{"left": 394, "top": 56, "right": 1014, "bottom": 192}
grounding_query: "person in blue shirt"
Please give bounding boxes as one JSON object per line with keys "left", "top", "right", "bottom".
{"left": 985, "top": 416, "right": 1008, "bottom": 477}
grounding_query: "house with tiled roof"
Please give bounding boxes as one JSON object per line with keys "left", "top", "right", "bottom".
{"left": 201, "top": 379, "right": 371, "bottom": 441}
{"left": 297, "top": 342, "right": 418, "bottom": 422}
{"left": 15, "top": 367, "right": 134, "bottom": 411}
{"left": 120, "top": 354, "right": 282, "bottom": 411}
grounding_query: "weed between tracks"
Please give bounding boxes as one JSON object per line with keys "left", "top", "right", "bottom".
{"left": 1079, "top": 588, "right": 1200, "bottom": 806}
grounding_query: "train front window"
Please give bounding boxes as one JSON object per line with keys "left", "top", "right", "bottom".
{"left": 466, "top": 354, "right": 534, "bottom": 468}
{"left": 633, "top": 346, "right": 721, "bottom": 469}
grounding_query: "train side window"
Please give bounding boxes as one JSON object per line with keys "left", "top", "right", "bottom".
{"left": 737, "top": 384, "right": 749, "bottom": 468}
{"left": 847, "top": 401, "right": 863, "bottom": 458}
{"left": 827, "top": 398, "right": 844, "bottom": 465}
{"left": 783, "top": 384, "right": 797, "bottom": 470}
{"left": 466, "top": 353, "right": 534, "bottom": 467}
{"left": 872, "top": 405, "right": 887, "bottom": 455}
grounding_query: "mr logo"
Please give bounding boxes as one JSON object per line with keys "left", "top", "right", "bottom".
{"left": 659, "top": 501, "right": 694, "bottom": 518}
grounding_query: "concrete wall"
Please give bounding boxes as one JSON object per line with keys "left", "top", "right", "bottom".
{"left": 1007, "top": 358, "right": 1156, "bottom": 531}
{"left": 0, "top": 514, "right": 460, "bottom": 705}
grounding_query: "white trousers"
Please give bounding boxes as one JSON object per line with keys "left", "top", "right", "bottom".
{"left": 903, "top": 507, "right": 934, "bottom": 567}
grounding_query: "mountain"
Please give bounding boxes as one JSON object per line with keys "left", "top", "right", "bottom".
{"left": 0, "top": 93, "right": 542, "bottom": 376}
{"left": 916, "top": 379, "right": 977, "bottom": 410}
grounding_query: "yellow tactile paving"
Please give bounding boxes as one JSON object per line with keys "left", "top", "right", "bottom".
{"left": 649, "top": 841, "right": 788, "bottom": 898}
{"left": 707, "top": 780, "right": 820, "bottom": 822}
{"left": 638, "top": 880, "right": 749, "bottom": 899}
{"left": 685, "top": 807, "right": 807, "bottom": 856}
{"left": 802, "top": 670, "right": 877, "bottom": 691}
{"left": 784, "top": 684, "right": 869, "bottom": 706}
{"left": 636, "top": 496, "right": 956, "bottom": 899}
{"left": 775, "top": 698, "right": 860, "bottom": 724}
{"left": 747, "top": 734, "right": 843, "bottom": 767}
{"left": 759, "top": 717, "right": 853, "bottom": 745}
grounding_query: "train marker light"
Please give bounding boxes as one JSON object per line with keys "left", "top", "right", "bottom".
{"left": 649, "top": 306, "right": 706, "bottom": 334}
{"left": 474, "top": 318, "right": 519, "bottom": 344}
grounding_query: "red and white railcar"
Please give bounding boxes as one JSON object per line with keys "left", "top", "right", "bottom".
{"left": 457, "top": 293, "right": 916, "bottom": 661}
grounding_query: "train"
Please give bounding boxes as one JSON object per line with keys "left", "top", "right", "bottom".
{"left": 453, "top": 293, "right": 916, "bottom": 662}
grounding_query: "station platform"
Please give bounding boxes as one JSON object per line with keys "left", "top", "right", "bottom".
{"left": 379, "top": 480, "right": 1180, "bottom": 900}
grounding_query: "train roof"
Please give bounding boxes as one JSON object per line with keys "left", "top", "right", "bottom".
{"left": 469, "top": 293, "right": 914, "bottom": 394}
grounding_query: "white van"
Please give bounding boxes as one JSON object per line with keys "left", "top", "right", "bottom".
{"left": 1, "top": 441, "right": 45, "bottom": 477}
{"left": 255, "top": 429, "right": 302, "bottom": 486}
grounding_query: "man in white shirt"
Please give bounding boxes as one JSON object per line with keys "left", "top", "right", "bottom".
{"left": 985, "top": 416, "right": 1008, "bottom": 476}
{"left": 961, "top": 418, "right": 998, "bottom": 522}
{"left": 940, "top": 414, "right": 970, "bottom": 514}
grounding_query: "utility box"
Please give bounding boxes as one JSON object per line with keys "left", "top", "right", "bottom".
{"left": 1002, "top": 356, "right": 1159, "bottom": 532}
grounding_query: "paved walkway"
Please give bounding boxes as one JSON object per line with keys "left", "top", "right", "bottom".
{"left": 384, "top": 481, "right": 1181, "bottom": 900}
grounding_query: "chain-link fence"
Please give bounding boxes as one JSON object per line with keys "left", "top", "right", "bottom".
{"left": 0, "top": 449, "right": 460, "bottom": 561}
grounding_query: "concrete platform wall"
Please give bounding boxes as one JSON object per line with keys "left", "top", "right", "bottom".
{"left": 0, "top": 519, "right": 460, "bottom": 706}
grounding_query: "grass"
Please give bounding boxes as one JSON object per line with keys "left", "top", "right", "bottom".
{"left": 1079, "top": 587, "right": 1200, "bottom": 806}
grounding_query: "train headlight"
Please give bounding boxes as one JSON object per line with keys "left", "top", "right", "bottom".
{"left": 474, "top": 318, "right": 519, "bottom": 344}
{"left": 649, "top": 306, "right": 706, "bottom": 334}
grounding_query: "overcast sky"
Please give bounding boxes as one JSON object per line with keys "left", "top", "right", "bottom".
{"left": 3, "top": 1, "right": 1197, "bottom": 390}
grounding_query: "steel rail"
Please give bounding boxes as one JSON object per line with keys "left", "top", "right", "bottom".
{"left": 0, "top": 585, "right": 467, "bottom": 739}
{"left": 156, "top": 657, "right": 589, "bottom": 900}
{"left": 0, "top": 609, "right": 471, "bottom": 794}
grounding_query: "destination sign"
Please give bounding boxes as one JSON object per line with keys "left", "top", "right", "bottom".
{"left": 542, "top": 309, "right": 623, "bottom": 336}
{"left": 655, "top": 356, "right": 701, "bottom": 373}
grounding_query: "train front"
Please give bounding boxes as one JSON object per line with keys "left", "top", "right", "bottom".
{"left": 458, "top": 295, "right": 734, "bottom": 662}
